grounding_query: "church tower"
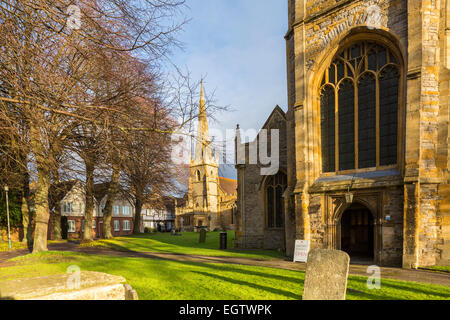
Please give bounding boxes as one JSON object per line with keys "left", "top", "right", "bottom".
{"left": 187, "top": 82, "right": 220, "bottom": 229}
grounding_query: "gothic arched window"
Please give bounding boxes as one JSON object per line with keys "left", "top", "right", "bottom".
{"left": 320, "top": 41, "right": 400, "bottom": 173}
{"left": 266, "top": 172, "right": 287, "bottom": 229}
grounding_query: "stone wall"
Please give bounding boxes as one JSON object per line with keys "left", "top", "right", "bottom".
{"left": 308, "top": 194, "right": 325, "bottom": 249}
{"left": 235, "top": 107, "right": 287, "bottom": 250}
{"left": 287, "top": 0, "right": 448, "bottom": 267}
{"left": 380, "top": 187, "right": 404, "bottom": 266}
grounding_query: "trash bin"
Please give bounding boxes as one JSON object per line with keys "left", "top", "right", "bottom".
{"left": 220, "top": 232, "right": 227, "bottom": 250}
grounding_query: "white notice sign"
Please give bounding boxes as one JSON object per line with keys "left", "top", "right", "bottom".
{"left": 293, "top": 240, "right": 310, "bottom": 263}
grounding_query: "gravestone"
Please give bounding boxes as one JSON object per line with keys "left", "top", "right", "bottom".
{"left": 199, "top": 229, "right": 207, "bottom": 243}
{"left": 0, "top": 271, "right": 139, "bottom": 300}
{"left": 220, "top": 232, "right": 227, "bottom": 250}
{"left": 302, "top": 249, "right": 350, "bottom": 300}
{"left": 179, "top": 217, "right": 184, "bottom": 232}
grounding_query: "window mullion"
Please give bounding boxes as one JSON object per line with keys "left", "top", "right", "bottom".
{"left": 376, "top": 73, "right": 380, "bottom": 167}
{"left": 335, "top": 86, "right": 339, "bottom": 173}
{"left": 354, "top": 78, "right": 359, "bottom": 169}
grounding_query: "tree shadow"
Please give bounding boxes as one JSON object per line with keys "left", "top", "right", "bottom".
{"left": 192, "top": 263, "right": 303, "bottom": 284}
{"left": 191, "top": 270, "right": 301, "bottom": 300}
{"left": 108, "top": 232, "right": 284, "bottom": 259}
{"left": 378, "top": 280, "right": 450, "bottom": 299}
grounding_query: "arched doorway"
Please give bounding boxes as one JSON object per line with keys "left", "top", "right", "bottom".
{"left": 340, "top": 203, "right": 374, "bottom": 263}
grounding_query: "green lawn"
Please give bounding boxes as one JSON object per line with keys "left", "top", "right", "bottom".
{"left": 1, "top": 251, "right": 449, "bottom": 300}
{"left": 80, "top": 231, "right": 284, "bottom": 260}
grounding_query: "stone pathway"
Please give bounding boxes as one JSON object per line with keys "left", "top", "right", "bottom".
{"left": 1, "top": 242, "right": 449, "bottom": 287}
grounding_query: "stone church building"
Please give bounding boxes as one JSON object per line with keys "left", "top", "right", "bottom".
{"left": 235, "top": 0, "right": 449, "bottom": 268}
{"left": 175, "top": 83, "right": 237, "bottom": 232}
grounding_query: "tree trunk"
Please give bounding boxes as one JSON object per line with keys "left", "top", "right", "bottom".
{"left": 30, "top": 123, "right": 50, "bottom": 253}
{"left": 52, "top": 203, "right": 62, "bottom": 240}
{"left": 51, "top": 170, "right": 62, "bottom": 240}
{"left": 82, "top": 160, "right": 95, "bottom": 242}
{"left": 133, "top": 196, "right": 142, "bottom": 234}
{"left": 103, "top": 162, "right": 120, "bottom": 239}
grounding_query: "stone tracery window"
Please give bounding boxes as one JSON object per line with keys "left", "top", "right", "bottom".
{"left": 266, "top": 172, "right": 287, "bottom": 229}
{"left": 320, "top": 41, "right": 400, "bottom": 173}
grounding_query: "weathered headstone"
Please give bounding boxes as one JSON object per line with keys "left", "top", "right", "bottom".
{"left": 199, "top": 229, "right": 207, "bottom": 243}
{"left": 220, "top": 232, "right": 227, "bottom": 250}
{"left": 0, "top": 271, "right": 139, "bottom": 300}
{"left": 302, "top": 249, "right": 350, "bottom": 300}
{"left": 180, "top": 217, "right": 184, "bottom": 232}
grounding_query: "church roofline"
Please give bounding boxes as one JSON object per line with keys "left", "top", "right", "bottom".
{"left": 261, "top": 105, "right": 286, "bottom": 130}
{"left": 240, "top": 105, "right": 286, "bottom": 146}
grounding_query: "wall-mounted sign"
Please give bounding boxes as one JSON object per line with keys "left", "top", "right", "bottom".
{"left": 293, "top": 240, "right": 310, "bottom": 263}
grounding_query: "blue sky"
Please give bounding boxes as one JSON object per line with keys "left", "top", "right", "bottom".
{"left": 171, "top": 0, "right": 288, "bottom": 132}
{"left": 169, "top": 1, "right": 288, "bottom": 179}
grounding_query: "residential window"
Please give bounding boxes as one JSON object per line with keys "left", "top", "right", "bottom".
{"left": 266, "top": 172, "right": 287, "bottom": 229}
{"left": 123, "top": 220, "right": 131, "bottom": 231}
{"left": 81, "top": 220, "right": 85, "bottom": 232}
{"left": 114, "top": 220, "right": 120, "bottom": 231}
{"left": 122, "top": 206, "right": 131, "bottom": 216}
{"left": 113, "top": 205, "right": 120, "bottom": 215}
{"left": 320, "top": 41, "right": 400, "bottom": 173}
{"left": 92, "top": 220, "right": 96, "bottom": 229}
{"left": 68, "top": 220, "right": 76, "bottom": 233}
{"left": 63, "top": 202, "right": 75, "bottom": 213}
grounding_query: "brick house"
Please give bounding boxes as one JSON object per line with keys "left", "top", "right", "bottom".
{"left": 142, "top": 197, "right": 176, "bottom": 232}
{"left": 49, "top": 180, "right": 134, "bottom": 239}
{"left": 94, "top": 183, "right": 135, "bottom": 238}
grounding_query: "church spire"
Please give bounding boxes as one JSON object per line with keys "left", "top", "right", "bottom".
{"left": 194, "top": 81, "right": 212, "bottom": 163}
{"left": 199, "top": 81, "right": 206, "bottom": 115}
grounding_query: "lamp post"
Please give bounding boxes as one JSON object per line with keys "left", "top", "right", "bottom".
{"left": 4, "top": 185, "right": 11, "bottom": 251}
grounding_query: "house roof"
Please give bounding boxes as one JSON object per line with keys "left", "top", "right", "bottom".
{"left": 219, "top": 177, "right": 237, "bottom": 195}
{"left": 48, "top": 180, "right": 80, "bottom": 209}
{"left": 93, "top": 183, "right": 109, "bottom": 202}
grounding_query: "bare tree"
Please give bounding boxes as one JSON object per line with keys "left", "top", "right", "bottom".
{"left": 0, "top": 0, "right": 186, "bottom": 252}
{"left": 121, "top": 99, "right": 178, "bottom": 234}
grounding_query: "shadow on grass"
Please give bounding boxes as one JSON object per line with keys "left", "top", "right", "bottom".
{"left": 377, "top": 280, "right": 450, "bottom": 298}
{"left": 91, "top": 232, "right": 284, "bottom": 260}
{"left": 192, "top": 270, "right": 301, "bottom": 300}
{"left": 347, "top": 275, "right": 450, "bottom": 300}
{"left": 191, "top": 263, "right": 304, "bottom": 285}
